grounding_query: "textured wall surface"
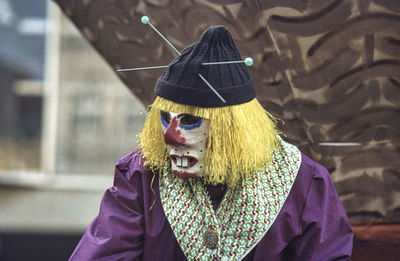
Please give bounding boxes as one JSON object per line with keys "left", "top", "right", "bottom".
{"left": 54, "top": 0, "right": 400, "bottom": 224}
{"left": 265, "top": 0, "right": 400, "bottom": 224}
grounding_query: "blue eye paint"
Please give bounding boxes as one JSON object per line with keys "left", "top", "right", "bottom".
{"left": 161, "top": 114, "right": 169, "bottom": 128}
{"left": 161, "top": 112, "right": 203, "bottom": 130}
{"left": 179, "top": 118, "right": 203, "bottom": 130}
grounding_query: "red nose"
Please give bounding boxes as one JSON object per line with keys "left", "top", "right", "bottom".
{"left": 164, "top": 118, "right": 186, "bottom": 146}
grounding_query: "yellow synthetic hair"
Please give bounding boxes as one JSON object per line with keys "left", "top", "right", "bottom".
{"left": 139, "top": 96, "right": 279, "bottom": 186}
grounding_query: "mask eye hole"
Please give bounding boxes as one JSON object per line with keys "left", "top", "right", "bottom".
{"left": 160, "top": 111, "right": 171, "bottom": 128}
{"left": 179, "top": 114, "right": 201, "bottom": 126}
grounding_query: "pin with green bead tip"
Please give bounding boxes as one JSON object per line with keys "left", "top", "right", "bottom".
{"left": 117, "top": 57, "right": 253, "bottom": 72}
{"left": 140, "top": 16, "right": 181, "bottom": 55}
{"left": 140, "top": 16, "right": 225, "bottom": 103}
{"left": 202, "top": 57, "right": 253, "bottom": 66}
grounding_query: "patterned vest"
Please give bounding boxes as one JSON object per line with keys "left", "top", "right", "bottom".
{"left": 160, "top": 139, "right": 301, "bottom": 261}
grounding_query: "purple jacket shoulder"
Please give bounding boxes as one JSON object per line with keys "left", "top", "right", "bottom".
{"left": 70, "top": 150, "right": 353, "bottom": 261}
{"left": 69, "top": 148, "right": 152, "bottom": 261}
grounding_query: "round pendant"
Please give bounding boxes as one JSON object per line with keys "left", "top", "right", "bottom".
{"left": 203, "top": 228, "right": 218, "bottom": 249}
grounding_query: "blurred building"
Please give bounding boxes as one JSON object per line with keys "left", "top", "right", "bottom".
{"left": 0, "top": 1, "right": 145, "bottom": 260}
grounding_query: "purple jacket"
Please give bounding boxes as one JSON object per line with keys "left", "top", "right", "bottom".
{"left": 70, "top": 150, "right": 353, "bottom": 260}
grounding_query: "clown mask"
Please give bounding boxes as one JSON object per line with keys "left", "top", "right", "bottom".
{"left": 160, "top": 111, "right": 210, "bottom": 179}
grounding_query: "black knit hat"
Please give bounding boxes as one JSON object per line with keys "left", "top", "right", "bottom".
{"left": 155, "top": 26, "right": 256, "bottom": 107}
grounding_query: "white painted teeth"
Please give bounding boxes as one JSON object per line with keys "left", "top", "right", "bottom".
{"left": 175, "top": 156, "right": 189, "bottom": 168}
{"left": 182, "top": 157, "right": 188, "bottom": 168}
{"left": 176, "top": 157, "right": 182, "bottom": 167}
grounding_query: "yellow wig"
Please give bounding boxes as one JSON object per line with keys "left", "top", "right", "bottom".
{"left": 139, "top": 96, "right": 279, "bottom": 186}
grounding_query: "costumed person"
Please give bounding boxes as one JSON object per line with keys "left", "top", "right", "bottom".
{"left": 70, "top": 25, "right": 353, "bottom": 260}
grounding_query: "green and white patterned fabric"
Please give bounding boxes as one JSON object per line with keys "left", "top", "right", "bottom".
{"left": 160, "top": 138, "right": 301, "bottom": 261}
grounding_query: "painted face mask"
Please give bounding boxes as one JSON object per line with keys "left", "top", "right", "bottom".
{"left": 161, "top": 111, "right": 210, "bottom": 179}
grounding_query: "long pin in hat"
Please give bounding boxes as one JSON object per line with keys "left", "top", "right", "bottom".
{"left": 117, "top": 57, "right": 253, "bottom": 72}
{"left": 139, "top": 16, "right": 233, "bottom": 102}
{"left": 117, "top": 16, "right": 253, "bottom": 103}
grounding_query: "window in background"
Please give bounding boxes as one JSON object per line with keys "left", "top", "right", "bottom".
{"left": 0, "top": 0, "right": 46, "bottom": 171}
{"left": 54, "top": 13, "right": 145, "bottom": 175}
{"left": 0, "top": 0, "right": 146, "bottom": 181}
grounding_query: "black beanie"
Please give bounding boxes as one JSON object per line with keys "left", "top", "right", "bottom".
{"left": 154, "top": 26, "right": 256, "bottom": 107}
